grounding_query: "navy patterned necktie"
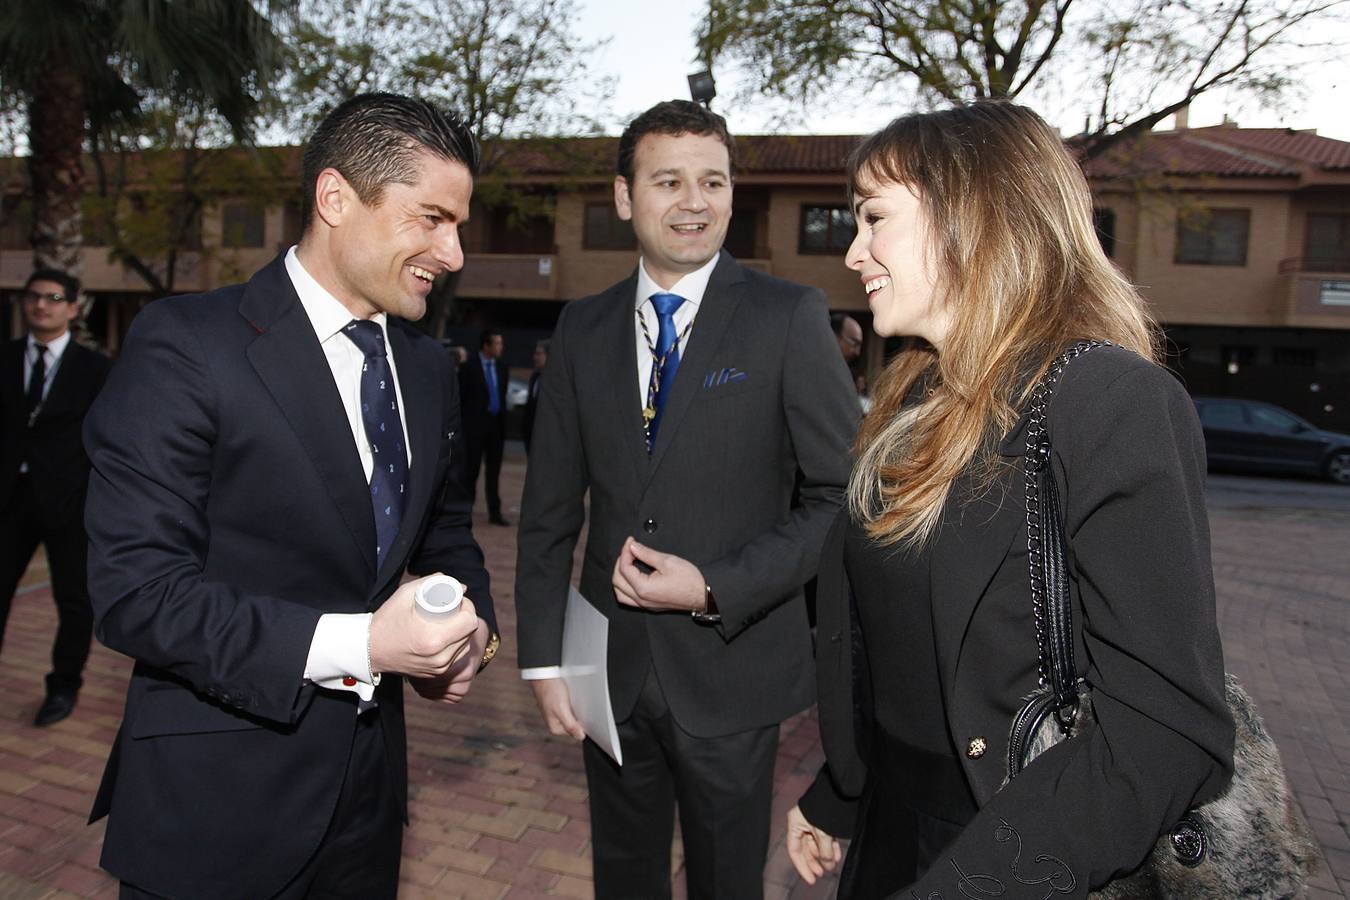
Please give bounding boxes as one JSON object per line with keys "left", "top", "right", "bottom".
{"left": 342, "top": 320, "right": 408, "bottom": 566}
{"left": 647, "top": 292, "right": 686, "bottom": 448}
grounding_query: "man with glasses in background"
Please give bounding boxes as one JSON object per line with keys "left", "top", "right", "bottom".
{"left": 0, "top": 269, "right": 110, "bottom": 725}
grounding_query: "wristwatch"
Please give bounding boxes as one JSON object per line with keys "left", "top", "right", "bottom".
{"left": 477, "top": 631, "right": 501, "bottom": 672}
{"left": 690, "top": 584, "right": 721, "bottom": 625}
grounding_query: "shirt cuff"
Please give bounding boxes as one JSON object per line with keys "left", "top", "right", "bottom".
{"left": 520, "top": 666, "right": 563, "bottom": 680}
{"left": 305, "top": 613, "right": 381, "bottom": 702}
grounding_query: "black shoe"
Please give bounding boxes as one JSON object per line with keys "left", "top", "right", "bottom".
{"left": 489, "top": 514, "right": 512, "bottom": 526}
{"left": 34, "top": 691, "right": 77, "bottom": 727}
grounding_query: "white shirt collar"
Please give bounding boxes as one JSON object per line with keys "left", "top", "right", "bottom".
{"left": 28, "top": 329, "right": 72, "bottom": 359}
{"left": 285, "top": 245, "right": 389, "bottom": 343}
{"left": 634, "top": 253, "right": 720, "bottom": 310}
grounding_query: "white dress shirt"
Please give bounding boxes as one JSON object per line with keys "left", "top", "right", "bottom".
{"left": 287, "top": 246, "right": 412, "bottom": 701}
{"left": 521, "top": 254, "right": 718, "bottom": 682}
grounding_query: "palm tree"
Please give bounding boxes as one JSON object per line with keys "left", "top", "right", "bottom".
{"left": 0, "top": 0, "right": 293, "bottom": 274}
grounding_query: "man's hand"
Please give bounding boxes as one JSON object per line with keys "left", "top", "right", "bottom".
{"left": 612, "top": 537, "right": 706, "bottom": 613}
{"left": 786, "top": 805, "right": 841, "bottom": 885}
{"left": 409, "top": 617, "right": 491, "bottom": 704}
{"left": 369, "top": 574, "right": 479, "bottom": 679}
{"left": 530, "top": 677, "right": 585, "bottom": 740}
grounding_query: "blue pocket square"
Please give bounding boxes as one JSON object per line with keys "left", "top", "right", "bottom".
{"left": 703, "top": 367, "right": 750, "bottom": 388}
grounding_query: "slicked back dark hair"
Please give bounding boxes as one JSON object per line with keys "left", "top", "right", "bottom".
{"left": 616, "top": 100, "right": 736, "bottom": 183}
{"left": 480, "top": 328, "right": 503, "bottom": 349}
{"left": 24, "top": 268, "right": 80, "bottom": 302}
{"left": 301, "top": 92, "right": 480, "bottom": 231}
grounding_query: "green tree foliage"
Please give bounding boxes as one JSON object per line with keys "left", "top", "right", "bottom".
{"left": 0, "top": 0, "right": 295, "bottom": 274}
{"left": 273, "top": 0, "right": 614, "bottom": 337}
{"left": 697, "top": 0, "right": 1346, "bottom": 156}
{"left": 276, "top": 0, "right": 613, "bottom": 161}
{"left": 85, "top": 98, "right": 287, "bottom": 297}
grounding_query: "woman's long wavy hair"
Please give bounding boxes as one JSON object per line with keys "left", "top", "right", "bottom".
{"left": 849, "top": 101, "right": 1159, "bottom": 548}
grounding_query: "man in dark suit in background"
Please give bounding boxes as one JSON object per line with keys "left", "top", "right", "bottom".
{"left": 84, "top": 93, "right": 498, "bottom": 900}
{"left": 516, "top": 100, "right": 858, "bottom": 899}
{"left": 458, "top": 328, "right": 510, "bottom": 524}
{"left": 0, "top": 269, "right": 109, "bottom": 726}
{"left": 522, "top": 339, "right": 548, "bottom": 455}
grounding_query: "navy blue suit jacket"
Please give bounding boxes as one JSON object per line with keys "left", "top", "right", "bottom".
{"left": 84, "top": 255, "right": 495, "bottom": 899}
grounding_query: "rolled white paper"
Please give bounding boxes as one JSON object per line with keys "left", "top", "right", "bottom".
{"left": 414, "top": 575, "right": 464, "bottom": 619}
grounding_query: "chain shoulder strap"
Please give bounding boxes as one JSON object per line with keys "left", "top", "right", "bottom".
{"left": 1023, "top": 340, "right": 1112, "bottom": 724}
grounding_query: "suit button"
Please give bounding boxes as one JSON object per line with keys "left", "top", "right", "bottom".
{"left": 342, "top": 676, "right": 358, "bottom": 687}
{"left": 643, "top": 518, "right": 657, "bottom": 533}
{"left": 967, "top": 737, "right": 987, "bottom": 759}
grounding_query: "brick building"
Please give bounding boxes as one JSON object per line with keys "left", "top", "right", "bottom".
{"left": 3, "top": 122, "right": 1348, "bottom": 426}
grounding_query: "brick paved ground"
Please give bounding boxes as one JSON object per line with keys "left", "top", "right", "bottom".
{"left": 0, "top": 447, "right": 1345, "bottom": 899}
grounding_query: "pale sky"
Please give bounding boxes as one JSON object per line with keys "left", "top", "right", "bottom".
{"left": 574, "top": 0, "right": 1349, "bottom": 141}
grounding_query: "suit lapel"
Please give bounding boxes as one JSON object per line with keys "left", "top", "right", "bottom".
{"left": 599, "top": 274, "right": 650, "bottom": 488}
{"left": 39, "top": 340, "right": 86, "bottom": 414}
{"left": 377, "top": 324, "right": 440, "bottom": 586}
{"left": 646, "top": 254, "right": 744, "bottom": 479}
{"left": 240, "top": 258, "right": 378, "bottom": 578}
{"left": 930, "top": 460, "right": 1025, "bottom": 698}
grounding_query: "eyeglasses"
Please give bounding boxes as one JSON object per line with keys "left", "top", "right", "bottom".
{"left": 21, "top": 290, "right": 70, "bottom": 305}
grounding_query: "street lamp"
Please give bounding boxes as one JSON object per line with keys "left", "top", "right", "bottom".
{"left": 688, "top": 71, "right": 716, "bottom": 107}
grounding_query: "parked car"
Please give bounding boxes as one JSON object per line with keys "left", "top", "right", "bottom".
{"left": 1192, "top": 397, "right": 1350, "bottom": 484}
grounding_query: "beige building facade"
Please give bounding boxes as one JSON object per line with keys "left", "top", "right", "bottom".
{"left": 4, "top": 124, "right": 1349, "bottom": 427}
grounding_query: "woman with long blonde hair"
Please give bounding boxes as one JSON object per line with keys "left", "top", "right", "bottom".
{"left": 786, "top": 101, "right": 1234, "bottom": 897}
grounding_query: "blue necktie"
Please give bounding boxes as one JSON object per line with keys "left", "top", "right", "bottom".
{"left": 343, "top": 320, "right": 408, "bottom": 567}
{"left": 647, "top": 292, "right": 685, "bottom": 448}
{"left": 485, "top": 359, "right": 500, "bottom": 416}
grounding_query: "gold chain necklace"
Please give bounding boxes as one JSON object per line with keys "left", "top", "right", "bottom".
{"left": 637, "top": 308, "right": 694, "bottom": 446}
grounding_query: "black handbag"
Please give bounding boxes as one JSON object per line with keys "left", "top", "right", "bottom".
{"left": 1005, "top": 341, "right": 1319, "bottom": 898}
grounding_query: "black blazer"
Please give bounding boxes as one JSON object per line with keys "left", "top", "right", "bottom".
{"left": 0, "top": 337, "right": 109, "bottom": 522}
{"left": 801, "top": 346, "right": 1234, "bottom": 896}
{"left": 522, "top": 370, "right": 542, "bottom": 447}
{"left": 457, "top": 352, "right": 509, "bottom": 432}
{"left": 516, "top": 253, "right": 860, "bottom": 737}
{"left": 83, "top": 256, "right": 495, "bottom": 900}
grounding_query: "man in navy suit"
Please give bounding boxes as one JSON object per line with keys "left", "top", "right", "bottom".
{"left": 0, "top": 269, "right": 109, "bottom": 726}
{"left": 84, "top": 93, "right": 498, "bottom": 900}
{"left": 458, "top": 327, "right": 510, "bottom": 524}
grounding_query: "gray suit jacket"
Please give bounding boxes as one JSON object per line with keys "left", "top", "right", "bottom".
{"left": 516, "top": 253, "right": 859, "bottom": 737}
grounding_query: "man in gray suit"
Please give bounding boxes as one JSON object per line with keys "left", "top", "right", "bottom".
{"left": 515, "top": 100, "right": 858, "bottom": 899}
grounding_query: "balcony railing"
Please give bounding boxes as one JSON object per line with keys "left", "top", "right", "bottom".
{"left": 1278, "top": 256, "right": 1350, "bottom": 274}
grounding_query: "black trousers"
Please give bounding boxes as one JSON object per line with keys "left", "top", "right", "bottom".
{"left": 583, "top": 669, "right": 780, "bottom": 900}
{"left": 120, "top": 707, "right": 402, "bottom": 900}
{"left": 0, "top": 476, "right": 93, "bottom": 695}
{"left": 464, "top": 414, "right": 505, "bottom": 516}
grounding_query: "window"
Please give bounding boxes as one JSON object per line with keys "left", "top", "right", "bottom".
{"left": 583, "top": 203, "right": 635, "bottom": 250}
{"left": 489, "top": 204, "right": 554, "bottom": 254}
{"left": 725, "top": 213, "right": 758, "bottom": 260}
{"left": 1304, "top": 213, "right": 1350, "bottom": 271}
{"left": 1198, "top": 401, "right": 1246, "bottom": 428}
{"left": 281, "top": 201, "right": 304, "bottom": 247}
{"left": 1175, "top": 208, "right": 1249, "bottom": 266}
{"left": 1093, "top": 207, "right": 1117, "bottom": 258}
{"left": 221, "top": 201, "right": 265, "bottom": 248}
{"left": 799, "top": 205, "right": 855, "bottom": 254}
{"left": 1250, "top": 405, "right": 1305, "bottom": 433}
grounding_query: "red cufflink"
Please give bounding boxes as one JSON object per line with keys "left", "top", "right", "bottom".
{"left": 342, "top": 676, "right": 357, "bottom": 687}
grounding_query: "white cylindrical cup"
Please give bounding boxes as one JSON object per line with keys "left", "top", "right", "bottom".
{"left": 414, "top": 575, "right": 465, "bottom": 619}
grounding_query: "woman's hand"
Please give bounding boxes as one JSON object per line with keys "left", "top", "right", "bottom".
{"left": 786, "top": 805, "right": 841, "bottom": 884}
